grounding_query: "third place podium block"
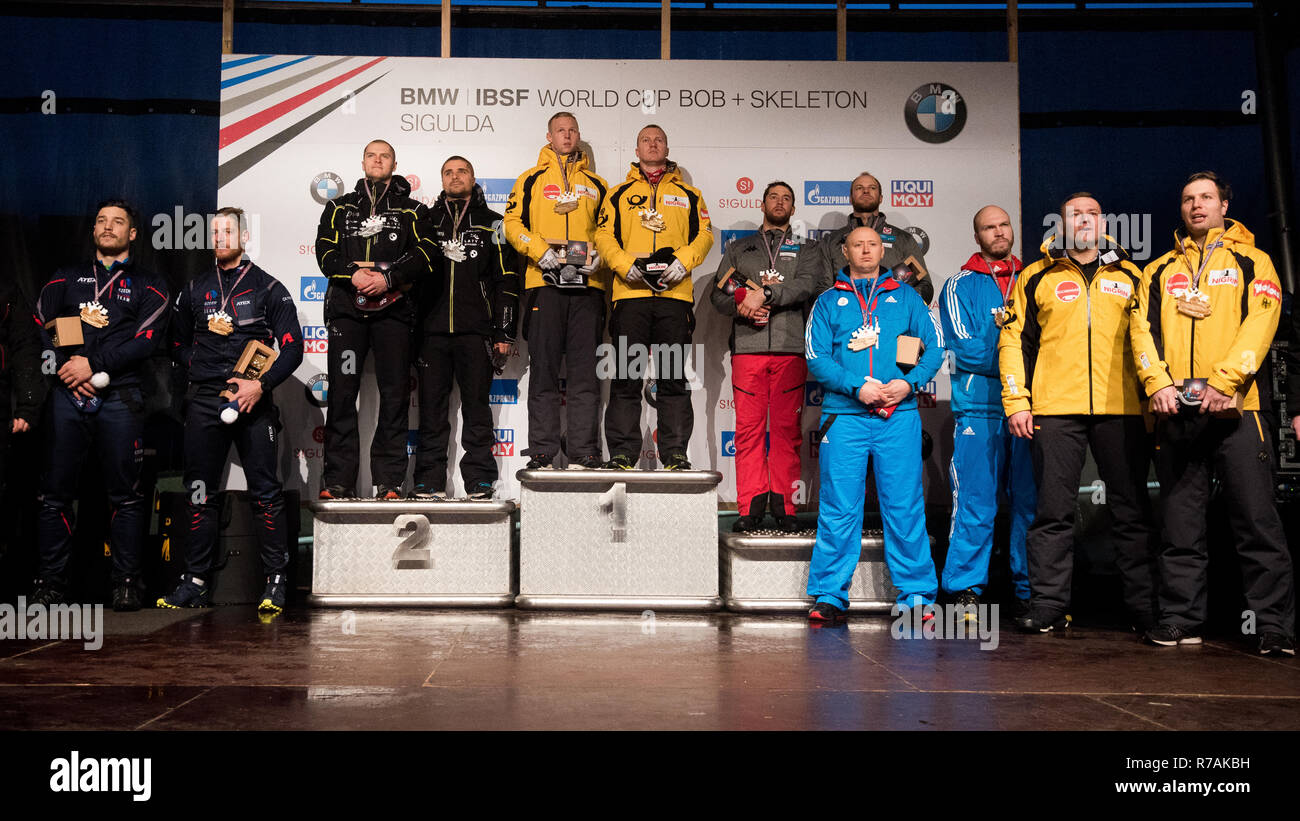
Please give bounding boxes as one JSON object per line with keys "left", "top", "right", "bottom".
{"left": 516, "top": 469, "right": 723, "bottom": 611}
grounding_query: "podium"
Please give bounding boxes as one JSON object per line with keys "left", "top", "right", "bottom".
{"left": 720, "top": 528, "right": 900, "bottom": 612}
{"left": 308, "top": 499, "right": 516, "bottom": 607}
{"left": 515, "top": 469, "right": 723, "bottom": 611}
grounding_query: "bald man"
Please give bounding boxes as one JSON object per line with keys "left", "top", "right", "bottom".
{"left": 938, "top": 205, "right": 1033, "bottom": 621}
{"left": 804, "top": 226, "right": 945, "bottom": 624}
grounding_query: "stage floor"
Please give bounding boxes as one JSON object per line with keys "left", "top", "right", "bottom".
{"left": 1, "top": 607, "right": 1296, "bottom": 731}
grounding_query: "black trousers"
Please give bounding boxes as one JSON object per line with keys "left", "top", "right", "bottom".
{"left": 183, "top": 386, "right": 288, "bottom": 578}
{"left": 37, "top": 387, "right": 146, "bottom": 586}
{"left": 324, "top": 310, "right": 414, "bottom": 491}
{"left": 1028, "top": 414, "right": 1158, "bottom": 622}
{"left": 414, "top": 333, "right": 497, "bottom": 491}
{"left": 524, "top": 286, "right": 605, "bottom": 460}
{"left": 1154, "top": 410, "right": 1295, "bottom": 635}
{"left": 605, "top": 297, "right": 695, "bottom": 460}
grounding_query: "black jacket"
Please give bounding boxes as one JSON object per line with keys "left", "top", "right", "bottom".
{"left": 35, "top": 258, "right": 170, "bottom": 389}
{"left": 0, "top": 281, "right": 46, "bottom": 423}
{"left": 172, "top": 259, "right": 304, "bottom": 390}
{"left": 797, "top": 211, "right": 934, "bottom": 305}
{"left": 314, "top": 174, "right": 440, "bottom": 321}
{"left": 417, "top": 184, "right": 520, "bottom": 342}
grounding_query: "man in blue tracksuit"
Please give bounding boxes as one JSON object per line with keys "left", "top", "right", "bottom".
{"left": 938, "top": 205, "right": 1034, "bottom": 619}
{"left": 805, "top": 226, "right": 945, "bottom": 623}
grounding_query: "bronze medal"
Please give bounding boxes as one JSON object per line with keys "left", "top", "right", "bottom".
{"left": 208, "top": 310, "right": 234, "bottom": 336}
{"left": 554, "top": 191, "right": 579, "bottom": 215}
{"left": 639, "top": 208, "right": 665, "bottom": 233}
{"left": 80, "top": 301, "right": 110, "bottom": 328}
{"left": 1174, "top": 288, "right": 1211, "bottom": 319}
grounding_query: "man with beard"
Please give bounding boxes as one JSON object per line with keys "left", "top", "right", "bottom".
{"left": 1000, "top": 193, "right": 1163, "bottom": 634}
{"left": 939, "top": 205, "right": 1033, "bottom": 619}
{"left": 503, "top": 112, "right": 608, "bottom": 470}
{"left": 413, "top": 156, "right": 519, "bottom": 500}
{"left": 160, "top": 208, "right": 303, "bottom": 612}
{"left": 798, "top": 172, "right": 932, "bottom": 304}
{"left": 709, "top": 181, "right": 816, "bottom": 531}
{"left": 595, "top": 124, "right": 714, "bottom": 470}
{"left": 315, "top": 139, "right": 439, "bottom": 499}
{"left": 32, "top": 199, "right": 169, "bottom": 610}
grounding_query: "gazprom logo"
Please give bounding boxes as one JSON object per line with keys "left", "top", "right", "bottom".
{"left": 301, "top": 276, "right": 327, "bottom": 302}
{"left": 721, "top": 431, "right": 736, "bottom": 457}
{"left": 489, "top": 378, "right": 518, "bottom": 405}
{"left": 805, "top": 381, "right": 824, "bottom": 406}
{"left": 479, "top": 178, "right": 514, "bottom": 207}
{"left": 805, "top": 181, "right": 851, "bottom": 207}
{"left": 719, "top": 229, "right": 757, "bottom": 250}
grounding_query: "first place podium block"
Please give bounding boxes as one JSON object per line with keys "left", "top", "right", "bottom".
{"left": 308, "top": 500, "right": 516, "bottom": 607}
{"left": 516, "top": 469, "right": 723, "bottom": 611}
{"left": 721, "top": 528, "right": 900, "bottom": 613}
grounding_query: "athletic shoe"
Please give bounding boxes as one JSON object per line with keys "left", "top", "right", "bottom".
{"left": 524, "top": 454, "right": 554, "bottom": 470}
{"left": 602, "top": 454, "right": 636, "bottom": 470}
{"left": 1016, "top": 611, "right": 1071, "bottom": 634}
{"left": 318, "top": 486, "right": 351, "bottom": 500}
{"left": 375, "top": 485, "right": 402, "bottom": 500}
{"left": 157, "top": 574, "right": 210, "bottom": 609}
{"left": 808, "top": 601, "right": 848, "bottom": 625}
{"left": 30, "top": 581, "right": 65, "bottom": 607}
{"left": 954, "top": 589, "right": 980, "bottom": 623}
{"left": 732, "top": 515, "right": 764, "bottom": 533}
{"left": 258, "top": 574, "right": 287, "bottom": 614}
{"left": 111, "top": 578, "right": 141, "bottom": 612}
{"left": 466, "top": 482, "right": 494, "bottom": 501}
{"left": 661, "top": 452, "right": 691, "bottom": 471}
{"left": 1258, "top": 632, "right": 1296, "bottom": 657}
{"left": 773, "top": 514, "right": 801, "bottom": 533}
{"left": 568, "top": 455, "right": 604, "bottom": 470}
{"left": 1143, "top": 624, "right": 1202, "bottom": 647}
{"left": 410, "top": 484, "right": 447, "bottom": 500}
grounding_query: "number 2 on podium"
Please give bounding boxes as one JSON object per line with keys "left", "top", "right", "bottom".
{"left": 392, "top": 514, "right": 433, "bottom": 569}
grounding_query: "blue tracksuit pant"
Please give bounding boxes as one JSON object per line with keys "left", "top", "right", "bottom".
{"left": 808, "top": 409, "right": 937, "bottom": 609}
{"left": 943, "top": 414, "right": 1034, "bottom": 599}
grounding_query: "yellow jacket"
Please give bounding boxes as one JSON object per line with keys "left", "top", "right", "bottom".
{"left": 503, "top": 146, "right": 609, "bottom": 291}
{"left": 595, "top": 162, "right": 714, "bottom": 303}
{"left": 999, "top": 236, "right": 1160, "bottom": 416}
{"left": 1132, "top": 220, "right": 1281, "bottom": 411}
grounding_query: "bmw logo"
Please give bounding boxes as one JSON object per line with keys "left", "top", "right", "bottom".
{"left": 306, "top": 373, "right": 329, "bottom": 406}
{"left": 904, "top": 83, "right": 967, "bottom": 144}
{"left": 311, "top": 171, "right": 345, "bottom": 205}
{"left": 902, "top": 225, "right": 931, "bottom": 255}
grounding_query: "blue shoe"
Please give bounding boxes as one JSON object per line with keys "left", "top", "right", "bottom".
{"left": 157, "top": 574, "right": 210, "bottom": 609}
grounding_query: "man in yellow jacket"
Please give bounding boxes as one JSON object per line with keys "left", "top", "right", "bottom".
{"left": 595, "top": 124, "right": 713, "bottom": 470}
{"left": 999, "top": 192, "right": 1162, "bottom": 634}
{"left": 503, "top": 112, "right": 609, "bottom": 470}
{"left": 1132, "top": 171, "right": 1294, "bottom": 656}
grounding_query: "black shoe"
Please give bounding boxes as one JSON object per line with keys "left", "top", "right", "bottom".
{"left": 954, "top": 589, "right": 980, "bottom": 623}
{"left": 808, "top": 601, "right": 848, "bottom": 625}
{"left": 732, "top": 515, "right": 764, "bottom": 533}
{"left": 1011, "top": 597, "right": 1032, "bottom": 620}
{"left": 466, "top": 482, "right": 494, "bottom": 501}
{"left": 602, "top": 454, "right": 636, "bottom": 470}
{"left": 767, "top": 493, "right": 800, "bottom": 533}
{"left": 567, "top": 455, "right": 604, "bottom": 470}
{"left": 1016, "top": 611, "right": 1071, "bottom": 634}
{"left": 258, "top": 574, "right": 287, "bottom": 614}
{"left": 375, "top": 485, "right": 402, "bottom": 500}
{"left": 30, "top": 581, "right": 65, "bottom": 607}
{"left": 524, "top": 453, "right": 554, "bottom": 470}
{"left": 157, "top": 574, "right": 210, "bottom": 609}
{"left": 410, "top": 484, "right": 447, "bottom": 500}
{"left": 1143, "top": 624, "right": 1202, "bottom": 647}
{"left": 1259, "top": 632, "right": 1296, "bottom": 657}
{"left": 112, "top": 579, "right": 141, "bottom": 612}
{"left": 661, "top": 451, "right": 691, "bottom": 471}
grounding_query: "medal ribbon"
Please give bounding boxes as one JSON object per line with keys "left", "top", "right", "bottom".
{"left": 91, "top": 262, "right": 125, "bottom": 304}
{"left": 215, "top": 261, "right": 251, "bottom": 316}
{"left": 850, "top": 272, "right": 886, "bottom": 330}
{"left": 761, "top": 227, "right": 790, "bottom": 273}
{"left": 1179, "top": 238, "right": 1224, "bottom": 291}
{"left": 443, "top": 199, "right": 469, "bottom": 243}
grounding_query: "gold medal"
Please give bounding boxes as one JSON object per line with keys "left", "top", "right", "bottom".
{"left": 847, "top": 326, "right": 878, "bottom": 351}
{"left": 1173, "top": 288, "right": 1211, "bottom": 319}
{"left": 207, "top": 310, "right": 234, "bottom": 336}
{"left": 991, "top": 306, "right": 1010, "bottom": 327}
{"left": 639, "top": 208, "right": 665, "bottom": 233}
{"left": 79, "top": 301, "right": 109, "bottom": 328}
{"left": 759, "top": 269, "right": 783, "bottom": 286}
{"left": 553, "top": 191, "right": 579, "bottom": 215}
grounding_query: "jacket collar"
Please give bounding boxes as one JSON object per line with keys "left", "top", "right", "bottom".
{"left": 537, "top": 145, "right": 591, "bottom": 173}
{"left": 1040, "top": 233, "right": 1132, "bottom": 269}
{"left": 352, "top": 174, "right": 412, "bottom": 201}
{"left": 626, "top": 160, "right": 680, "bottom": 185}
{"left": 833, "top": 268, "right": 900, "bottom": 292}
{"left": 1173, "top": 218, "right": 1254, "bottom": 256}
{"left": 434, "top": 183, "right": 488, "bottom": 213}
{"left": 962, "top": 251, "right": 1022, "bottom": 276}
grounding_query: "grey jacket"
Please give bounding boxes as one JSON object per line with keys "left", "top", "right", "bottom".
{"left": 796, "top": 211, "right": 933, "bottom": 305}
{"left": 708, "top": 228, "right": 817, "bottom": 355}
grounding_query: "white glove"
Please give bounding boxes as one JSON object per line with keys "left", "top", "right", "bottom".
{"left": 625, "top": 265, "right": 644, "bottom": 284}
{"left": 662, "top": 259, "right": 689, "bottom": 286}
{"left": 580, "top": 251, "right": 601, "bottom": 275}
{"left": 538, "top": 249, "right": 562, "bottom": 270}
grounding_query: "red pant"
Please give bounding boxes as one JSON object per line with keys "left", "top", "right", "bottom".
{"left": 732, "top": 353, "right": 806, "bottom": 515}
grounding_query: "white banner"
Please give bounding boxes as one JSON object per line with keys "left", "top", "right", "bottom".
{"left": 217, "top": 56, "right": 1020, "bottom": 504}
